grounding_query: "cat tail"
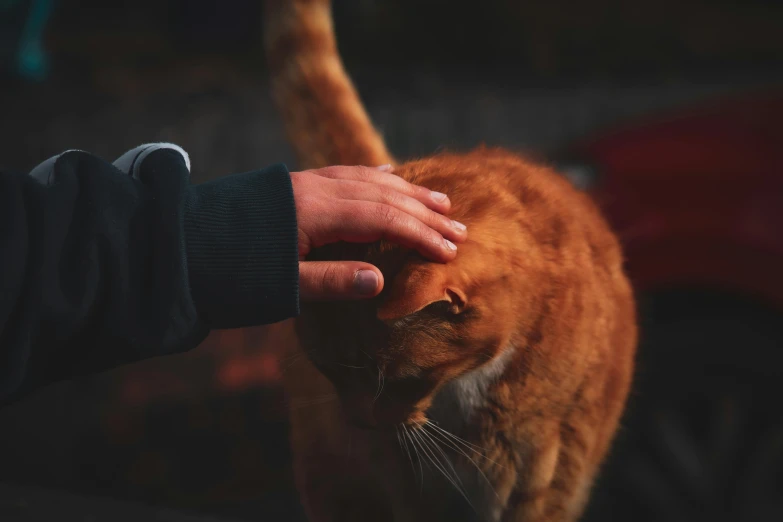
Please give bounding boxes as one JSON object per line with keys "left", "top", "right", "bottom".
{"left": 264, "top": 0, "right": 394, "bottom": 169}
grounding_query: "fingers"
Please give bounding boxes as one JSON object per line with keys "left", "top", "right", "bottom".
{"left": 333, "top": 180, "right": 467, "bottom": 244}
{"left": 292, "top": 164, "right": 469, "bottom": 264}
{"left": 311, "top": 165, "right": 452, "bottom": 214}
{"left": 312, "top": 201, "right": 459, "bottom": 263}
{"left": 299, "top": 262, "right": 384, "bottom": 301}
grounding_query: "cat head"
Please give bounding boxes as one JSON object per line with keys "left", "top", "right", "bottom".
{"left": 296, "top": 149, "right": 561, "bottom": 429}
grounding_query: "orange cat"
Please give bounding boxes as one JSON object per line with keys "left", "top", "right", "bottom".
{"left": 265, "top": 1, "right": 637, "bottom": 521}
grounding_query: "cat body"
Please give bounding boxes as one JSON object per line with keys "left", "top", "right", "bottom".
{"left": 265, "top": 1, "right": 637, "bottom": 521}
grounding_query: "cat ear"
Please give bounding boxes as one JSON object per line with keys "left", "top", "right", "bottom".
{"left": 445, "top": 287, "right": 468, "bottom": 314}
{"left": 376, "top": 266, "right": 467, "bottom": 321}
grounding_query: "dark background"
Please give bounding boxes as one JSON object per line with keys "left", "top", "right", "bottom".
{"left": 1, "top": 1, "right": 782, "bottom": 521}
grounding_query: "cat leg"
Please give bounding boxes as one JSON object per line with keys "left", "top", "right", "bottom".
{"left": 286, "top": 354, "right": 394, "bottom": 522}
{"left": 503, "top": 423, "right": 597, "bottom": 522}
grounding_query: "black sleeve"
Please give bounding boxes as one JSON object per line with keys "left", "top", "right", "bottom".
{"left": 0, "top": 144, "right": 299, "bottom": 406}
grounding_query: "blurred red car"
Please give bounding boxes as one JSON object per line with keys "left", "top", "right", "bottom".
{"left": 559, "top": 89, "right": 783, "bottom": 522}
{"left": 564, "top": 89, "right": 783, "bottom": 307}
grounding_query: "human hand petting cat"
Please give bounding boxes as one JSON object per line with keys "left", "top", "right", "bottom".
{"left": 291, "top": 164, "right": 467, "bottom": 301}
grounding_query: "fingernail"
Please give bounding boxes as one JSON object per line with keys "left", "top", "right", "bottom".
{"left": 376, "top": 164, "right": 394, "bottom": 172}
{"left": 451, "top": 220, "right": 466, "bottom": 231}
{"left": 444, "top": 239, "right": 457, "bottom": 251}
{"left": 354, "top": 270, "right": 379, "bottom": 295}
{"left": 431, "top": 191, "right": 448, "bottom": 203}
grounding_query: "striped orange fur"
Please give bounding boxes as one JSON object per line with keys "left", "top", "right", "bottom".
{"left": 265, "top": 2, "right": 637, "bottom": 521}
{"left": 265, "top": 0, "right": 393, "bottom": 168}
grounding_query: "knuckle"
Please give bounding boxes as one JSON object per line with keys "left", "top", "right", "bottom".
{"left": 405, "top": 184, "right": 426, "bottom": 202}
{"left": 356, "top": 165, "right": 375, "bottom": 182}
{"left": 416, "top": 184, "right": 432, "bottom": 198}
{"left": 375, "top": 204, "right": 400, "bottom": 227}
{"left": 436, "top": 212, "right": 452, "bottom": 229}
{"left": 378, "top": 186, "right": 400, "bottom": 206}
{"left": 422, "top": 223, "right": 440, "bottom": 243}
{"left": 397, "top": 177, "right": 416, "bottom": 192}
{"left": 319, "top": 166, "right": 340, "bottom": 178}
{"left": 415, "top": 221, "right": 440, "bottom": 245}
{"left": 321, "top": 264, "right": 342, "bottom": 290}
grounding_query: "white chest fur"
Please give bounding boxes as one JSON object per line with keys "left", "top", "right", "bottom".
{"left": 428, "top": 345, "right": 516, "bottom": 434}
{"left": 400, "top": 345, "right": 516, "bottom": 522}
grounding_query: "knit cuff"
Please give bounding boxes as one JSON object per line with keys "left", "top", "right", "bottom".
{"left": 183, "top": 164, "right": 300, "bottom": 328}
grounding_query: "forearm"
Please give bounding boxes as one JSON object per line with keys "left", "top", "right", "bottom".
{"left": 0, "top": 145, "right": 299, "bottom": 405}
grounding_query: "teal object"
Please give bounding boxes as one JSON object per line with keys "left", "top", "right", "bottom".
{"left": 14, "top": 0, "right": 55, "bottom": 81}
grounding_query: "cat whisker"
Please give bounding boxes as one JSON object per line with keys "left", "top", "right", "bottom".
{"left": 373, "top": 365, "right": 385, "bottom": 403}
{"left": 427, "top": 421, "right": 510, "bottom": 474}
{"left": 418, "top": 426, "right": 464, "bottom": 488}
{"left": 423, "top": 422, "right": 501, "bottom": 500}
{"left": 398, "top": 424, "right": 417, "bottom": 484}
{"left": 279, "top": 348, "right": 316, "bottom": 364}
{"left": 418, "top": 425, "right": 475, "bottom": 509}
{"left": 278, "top": 349, "right": 316, "bottom": 373}
{"left": 412, "top": 425, "right": 475, "bottom": 510}
{"left": 424, "top": 422, "right": 500, "bottom": 473}
{"left": 425, "top": 420, "right": 483, "bottom": 450}
{"left": 337, "top": 363, "right": 366, "bottom": 369}
{"left": 407, "top": 427, "right": 433, "bottom": 475}
{"left": 403, "top": 424, "right": 425, "bottom": 493}
{"left": 426, "top": 420, "right": 503, "bottom": 465}
{"left": 278, "top": 355, "right": 303, "bottom": 373}
{"left": 278, "top": 350, "right": 306, "bottom": 366}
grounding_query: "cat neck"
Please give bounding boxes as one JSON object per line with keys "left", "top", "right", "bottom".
{"left": 427, "top": 344, "right": 516, "bottom": 435}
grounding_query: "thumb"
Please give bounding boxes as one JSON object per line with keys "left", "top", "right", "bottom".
{"left": 299, "top": 262, "right": 384, "bottom": 301}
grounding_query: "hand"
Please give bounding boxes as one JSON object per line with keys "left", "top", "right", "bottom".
{"left": 292, "top": 165, "right": 467, "bottom": 301}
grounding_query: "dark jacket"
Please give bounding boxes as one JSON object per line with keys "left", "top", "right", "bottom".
{"left": 0, "top": 144, "right": 299, "bottom": 406}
